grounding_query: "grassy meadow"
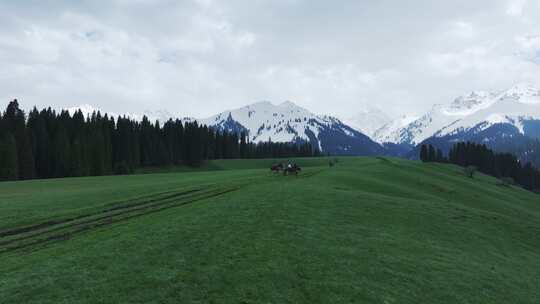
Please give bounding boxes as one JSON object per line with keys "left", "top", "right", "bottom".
{"left": 1, "top": 157, "right": 539, "bottom": 303}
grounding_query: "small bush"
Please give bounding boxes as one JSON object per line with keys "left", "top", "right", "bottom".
{"left": 464, "top": 166, "right": 477, "bottom": 178}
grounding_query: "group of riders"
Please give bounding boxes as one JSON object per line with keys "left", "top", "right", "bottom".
{"left": 270, "top": 162, "right": 302, "bottom": 176}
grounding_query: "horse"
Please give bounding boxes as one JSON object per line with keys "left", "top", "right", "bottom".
{"left": 283, "top": 164, "right": 302, "bottom": 176}
{"left": 270, "top": 163, "right": 284, "bottom": 173}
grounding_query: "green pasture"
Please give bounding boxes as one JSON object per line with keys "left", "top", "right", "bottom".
{"left": 1, "top": 157, "right": 539, "bottom": 303}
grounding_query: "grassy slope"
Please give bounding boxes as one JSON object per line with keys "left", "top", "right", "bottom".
{"left": 0, "top": 157, "right": 539, "bottom": 303}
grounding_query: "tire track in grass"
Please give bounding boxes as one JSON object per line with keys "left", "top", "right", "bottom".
{"left": 0, "top": 189, "right": 202, "bottom": 238}
{"left": 0, "top": 187, "right": 239, "bottom": 255}
{"left": 0, "top": 189, "right": 205, "bottom": 246}
{"left": 0, "top": 168, "right": 322, "bottom": 255}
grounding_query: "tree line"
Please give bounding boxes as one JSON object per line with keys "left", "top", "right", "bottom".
{"left": 420, "top": 142, "right": 540, "bottom": 193}
{"left": 0, "top": 100, "right": 320, "bottom": 181}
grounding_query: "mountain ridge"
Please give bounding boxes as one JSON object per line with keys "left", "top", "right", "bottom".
{"left": 62, "top": 83, "right": 540, "bottom": 161}
{"left": 375, "top": 84, "right": 540, "bottom": 145}
{"left": 194, "top": 100, "right": 385, "bottom": 155}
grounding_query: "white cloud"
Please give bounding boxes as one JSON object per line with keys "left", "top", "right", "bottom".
{"left": 447, "top": 21, "right": 476, "bottom": 39}
{"left": 0, "top": 0, "right": 539, "bottom": 119}
{"left": 506, "top": 0, "right": 528, "bottom": 16}
{"left": 428, "top": 46, "right": 492, "bottom": 76}
{"left": 515, "top": 34, "right": 540, "bottom": 63}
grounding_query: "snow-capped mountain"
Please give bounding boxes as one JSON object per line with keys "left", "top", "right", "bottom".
{"left": 142, "top": 109, "right": 176, "bottom": 124}
{"left": 64, "top": 101, "right": 384, "bottom": 155}
{"left": 194, "top": 100, "right": 384, "bottom": 155}
{"left": 373, "top": 114, "right": 419, "bottom": 144}
{"left": 62, "top": 84, "right": 540, "bottom": 159}
{"left": 344, "top": 106, "right": 392, "bottom": 139}
{"left": 380, "top": 84, "right": 540, "bottom": 145}
{"left": 66, "top": 104, "right": 176, "bottom": 123}
{"left": 67, "top": 104, "right": 106, "bottom": 118}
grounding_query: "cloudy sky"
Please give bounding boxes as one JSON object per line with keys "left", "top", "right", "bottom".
{"left": 1, "top": 0, "right": 539, "bottom": 119}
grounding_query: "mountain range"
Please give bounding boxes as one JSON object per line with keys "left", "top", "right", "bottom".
{"left": 65, "top": 83, "right": 540, "bottom": 166}
{"left": 184, "top": 101, "right": 384, "bottom": 156}
{"left": 374, "top": 84, "right": 540, "bottom": 166}
{"left": 67, "top": 104, "right": 176, "bottom": 124}
{"left": 375, "top": 84, "right": 540, "bottom": 146}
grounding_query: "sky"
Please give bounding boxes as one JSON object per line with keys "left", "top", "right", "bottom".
{"left": 1, "top": 0, "right": 540, "bottom": 120}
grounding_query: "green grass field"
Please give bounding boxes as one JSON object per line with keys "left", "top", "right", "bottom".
{"left": 1, "top": 157, "right": 539, "bottom": 303}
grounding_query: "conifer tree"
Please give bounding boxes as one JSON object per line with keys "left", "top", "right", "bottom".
{"left": 52, "top": 125, "right": 71, "bottom": 177}
{"left": 0, "top": 100, "right": 322, "bottom": 181}
{"left": 420, "top": 145, "right": 428, "bottom": 162}
{"left": 436, "top": 148, "right": 444, "bottom": 163}
{"left": 0, "top": 132, "right": 19, "bottom": 181}
{"left": 427, "top": 145, "right": 436, "bottom": 162}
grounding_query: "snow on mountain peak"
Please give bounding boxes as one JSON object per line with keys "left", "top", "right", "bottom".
{"left": 65, "top": 104, "right": 176, "bottom": 123}
{"left": 372, "top": 114, "right": 419, "bottom": 143}
{"left": 505, "top": 83, "right": 539, "bottom": 95}
{"left": 143, "top": 109, "right": 176, "bottom": 123}
{"left": 249, "top": 100, "right": 273, "bottom": 107}
{"left": 188, "top": 100, "right": 384, "bottom": 155}
{"left": 440, "top": 91, "right": 496, "bottom": 116}
{"left": 378, "top": 84, "right": 540, "bottom": 145}
{"left": 499, "top": 83, "right": 540, "bottom": 104}
{"left": 344, "top": 105, "right": 392, "bottom": 139}
{"left": 278, "top": 100, "right": 297, "bottom": 108}
{"left": 67, "top": 104, "right": 101, "bottom": 117}
{"left": 196, "top": 100, "right": 322, "bottom": 143}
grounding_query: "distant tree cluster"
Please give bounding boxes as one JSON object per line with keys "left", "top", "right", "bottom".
{"left": 420, "top": 142, "right": 540, "bottom": 192}
{"left": 419, "top": 144, "right": 446, "bottom": 163}
{"left": 0, "top": 100, "right": 319, "bottom": 181}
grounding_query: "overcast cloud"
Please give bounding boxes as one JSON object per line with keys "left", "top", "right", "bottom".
{"left": 1, "top": 0, "right": 540, "bottom": 119}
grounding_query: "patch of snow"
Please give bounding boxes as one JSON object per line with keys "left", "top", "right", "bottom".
{"left": 485, "top": 113, "right": 508, "bottom": 124}
{"left": 342, "top": 127, "right": 356, "bottom": 137}
{"left": 373, "top": 114, "right": 420, "bottom": 143}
